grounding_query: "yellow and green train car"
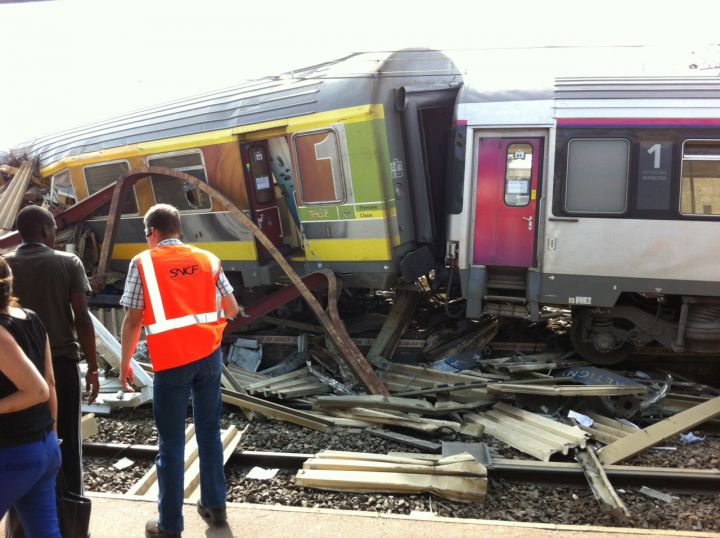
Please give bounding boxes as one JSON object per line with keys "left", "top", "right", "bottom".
{"left": 22, "top": 50, "right": 462, "bottom": 290}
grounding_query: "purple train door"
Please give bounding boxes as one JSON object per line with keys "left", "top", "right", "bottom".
{"left": 241, "top": 142, "right": 284, "bottom": 260}
{"left": 473, "top": 137, "right": 542, "bottom": 267}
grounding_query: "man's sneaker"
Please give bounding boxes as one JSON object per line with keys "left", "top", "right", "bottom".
{"left": 197, "top": 501, "right": 227, "bottom": 526}
{"left": 144, "top": 519, "right": 181, "bottom": 538}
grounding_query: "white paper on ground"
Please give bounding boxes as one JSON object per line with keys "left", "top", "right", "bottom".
{"left": 113, "top": 457, "right": 135, "bottom": 470}
{"left": 568, "top": 410, "right": 594, "bottom": 427}
{"left": 246, "top": 466, "right": 279, "bottom": 480}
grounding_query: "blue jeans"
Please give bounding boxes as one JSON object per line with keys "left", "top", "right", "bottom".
{"left": 0, "top": 430, "right": 62, "bottom": 538}
{"left": 153, "top": 348, "right": 226, "bottom": 533}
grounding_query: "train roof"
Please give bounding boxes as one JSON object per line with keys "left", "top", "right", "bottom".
{"left": 15, "top": 46, "right": 720, "bottom": 170}
{"left": 20, "top": 49, "right": 461, "bottom": 170}
{"left": 456, "top": 46, "right": 718, "bottom": 105}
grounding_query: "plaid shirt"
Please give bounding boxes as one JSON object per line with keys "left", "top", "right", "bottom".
{"left": 119, "top": 239, "right": 233, "bottom": 310}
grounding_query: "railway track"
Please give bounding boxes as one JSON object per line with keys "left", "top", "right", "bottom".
{"left": 83, "top": 441, "right": 720, "bottom": 493}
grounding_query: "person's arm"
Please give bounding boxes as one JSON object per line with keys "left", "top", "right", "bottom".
{"left": 43, "top": 336, "right": 58, "bottom": 432}
{"left": 0, "top": 326, "right": 49, "bottom": 413}
{"left": 70, "top": 291, "right": 99, "bottom": 404}
{"left": 223, "top": 292, "right": 240, "bottom": 320}
{"left": 120, "top": 307, "right": 144, "bottom": 392}
{"left": 215, "top": 267, "right": 242, "bottom": 319}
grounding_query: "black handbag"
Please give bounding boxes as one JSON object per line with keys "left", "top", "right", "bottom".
{"left": 57, "top": 473, "right": 91, "bottom": 538}
{"left": 3, "top": 479, "right": 91, "bottom": 538}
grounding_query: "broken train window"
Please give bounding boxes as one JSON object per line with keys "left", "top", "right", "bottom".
{"left": 146, "top": 150, "right": 212, "bottom": 211}
{"left": 83, "top": 160, "right": 138, "bottom": 217}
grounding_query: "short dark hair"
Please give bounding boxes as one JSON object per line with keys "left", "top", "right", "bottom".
{"left": 0, "top": 257, "right": 18, "bottom": 310}
{"left": 144, "top": 204, "right": 181, "bottom": 236}
{"left": 16, "top": 205, "right": 54, "bottom": 241}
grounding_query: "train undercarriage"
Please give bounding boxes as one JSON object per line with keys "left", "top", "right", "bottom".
{"left": 570, "top": 296, "right": 720, "bottom": 365}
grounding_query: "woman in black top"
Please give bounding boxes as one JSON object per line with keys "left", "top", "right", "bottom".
{"left": 0, "top": 257, "right": 61, "bottom": 538}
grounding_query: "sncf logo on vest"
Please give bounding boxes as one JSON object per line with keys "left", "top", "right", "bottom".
{"left": 169, "top": 264, "right": 200, "bottom": 278}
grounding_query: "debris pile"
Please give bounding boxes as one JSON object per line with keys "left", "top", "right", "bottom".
{"left": 82, "top": 300, "right": 720, "bottom": 521}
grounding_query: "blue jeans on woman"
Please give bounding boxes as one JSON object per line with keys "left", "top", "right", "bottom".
{"left": 0, "top": 430, "right": 62, "bottom": 538}
{"left": 153, "top": 347, "right": 226, "bottom": 534}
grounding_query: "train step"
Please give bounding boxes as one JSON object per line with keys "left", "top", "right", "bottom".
{"left": 484, "top": 302, "right": 530, "bottom": 319}
{"left": 483, "top": 295, "right": 528, "bottom": 303}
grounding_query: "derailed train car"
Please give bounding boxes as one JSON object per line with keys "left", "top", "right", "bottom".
{"left": 21, "top": 50, "right": 462, "bottom": 291}
{"left": 14, "top": 48, "right": 720, "bottom": 363}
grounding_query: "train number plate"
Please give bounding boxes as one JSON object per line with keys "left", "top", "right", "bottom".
{"left": 569, "top": 296, "right": 592, "bottom": 305}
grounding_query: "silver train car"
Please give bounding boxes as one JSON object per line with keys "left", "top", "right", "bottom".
{"left": 448, "top": 58, "right": 720, "bottom": 363}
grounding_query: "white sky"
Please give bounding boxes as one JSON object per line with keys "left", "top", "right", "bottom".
{"left": 2, "top": 0, "right": 719, "bottom": 151}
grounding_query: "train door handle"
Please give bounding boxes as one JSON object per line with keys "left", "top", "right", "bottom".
{"left": 522, "top": 216, "right": 533, "bottom": 230}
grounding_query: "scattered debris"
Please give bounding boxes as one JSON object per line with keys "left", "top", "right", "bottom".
{"left": 0, "top": 159, "right": 37, "bottom": 237}
{"left": 246, "top": 466, "right": 280, "bottom": 480}
{"left": 576, "top": 447, "right": 630, "bottom": 522}
{"left": 598, "top": 395, "right": 720, "bottom": 465}
{"left": 79, "top": 273, "right": 720, "bottom": 520}
{"left": 81, "top": 413, "right": 98, "bottom": 440}
{"left": 464, "top": 403, "right": 587, "bottom": 461}
{"left": 679, "top": 432, "right": 706, "bottom": 444}
{"left": 127, "top": 424, "right": 243, "bottom": 500}
{"left": 638, "top": 485, "right": 678, "bottom": 504}
{"left": 295, "top": 450, "right": 487, "bottom": 503}
{"left": 113, "top": 457, "right": 135, "bottom": 471}
{"left": 486, "top": 383, "right": 648, "bottom": 397}
{"left": 226, "top": 337, "right": 263, "bottom": 371}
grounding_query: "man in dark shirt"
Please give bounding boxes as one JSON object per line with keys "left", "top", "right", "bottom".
{"left": 4, "top": 205, "right": 99, "bottom": 495}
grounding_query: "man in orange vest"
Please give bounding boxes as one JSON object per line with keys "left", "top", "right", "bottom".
{"left": 119, "top": 203, "right": 239, "bottom": 538}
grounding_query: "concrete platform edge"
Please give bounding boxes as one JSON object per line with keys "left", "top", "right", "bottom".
{"left": 86, "top": 492, "right": 720, "bottom": 538}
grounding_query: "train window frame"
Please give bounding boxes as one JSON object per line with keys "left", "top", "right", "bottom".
{"left": 504, "top": 142, "right": 533, "bottom": 207}
{"left": 49, "top": 169, "right": 77, "bottom": 209}
{"left": 146, "top": 149, "right": 213, "bottom": 213}
{"left": 82, "top": 160, "right": 139, "bottom": 217}
{"left": 292, "top": 128, "right": 347, "bottom": 205}
{"left": 679, "top": 139, "right": 720, "bottom": 217}
{"left": 564, "top": 138, "right": 630, "bottom": 215}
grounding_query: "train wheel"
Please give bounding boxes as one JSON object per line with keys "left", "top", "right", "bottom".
{"left": 571, "top": 309, "right": 633, "bottom": 365}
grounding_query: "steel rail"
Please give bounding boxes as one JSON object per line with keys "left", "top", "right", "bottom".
{"left": 83, "top": 442, "right": 720, "bottom": 493}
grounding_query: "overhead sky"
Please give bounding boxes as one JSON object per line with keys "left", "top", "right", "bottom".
{"left": 1, "top": 0, "right": 719, "bottom": 152}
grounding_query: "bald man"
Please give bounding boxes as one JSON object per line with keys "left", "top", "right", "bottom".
{"left": 4, "top": 205, "right": 98, "bottom": 496}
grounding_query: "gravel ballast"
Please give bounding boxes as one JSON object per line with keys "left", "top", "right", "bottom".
{"left": 85, "top": 407, "right": 720, "bottom": 532}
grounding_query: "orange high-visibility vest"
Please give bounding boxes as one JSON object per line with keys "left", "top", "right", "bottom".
{"left": 136, "top": 244, "right": 226, "bottom": 371}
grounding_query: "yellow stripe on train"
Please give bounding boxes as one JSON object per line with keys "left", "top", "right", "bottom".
{"left": 112, "top": 241, "right": 259, "bottom": 261}
{"left": 304, "top": 238, "right": 391, "bottom": 262}
{"left": 40, "top": 104, "right": 386, "bottom": 177}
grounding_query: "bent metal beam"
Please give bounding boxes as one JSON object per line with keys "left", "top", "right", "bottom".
{"left": 95, "top": 166, "right": 388, "bottom": 396}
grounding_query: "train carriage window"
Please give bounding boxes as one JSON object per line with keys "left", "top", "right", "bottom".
{"left": 293, "top": 129, "right": 346, "bottom": 204}
{"left": 147, "top": 151, "right": 212, "bottom": 211}
{"left": 505, "top": 143, "right": 532, "bottom": 207}
{"left": 565, "top": 139, "right": 629, "bottom": 213}
{"left": 49, "top": 169, "right": 76, "bottom": 209}
{"left": 680, "top": 141, "right": 720, "bottom": 216}
{"left": 83, "top": 161, "right": 137, "bottom": 217}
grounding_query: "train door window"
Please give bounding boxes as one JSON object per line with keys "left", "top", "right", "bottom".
{"left": 248, "top": 146, "right": 274, "bottom": 205}
{"left": 680, "top": 140, "right": 720, "bottom": 216}
{"left": 505, "top": 143, "right": 532, "bottom": 206}
{"left": 83, "top": 161, "right": 137, "bottom": 217}
{"left": 565, "top": 139, "right": 629, "bottom": 214}
{"left": 147, "top": 150, "right": 212, "bottom": 211}
{"left": 49, "top": 169, "right": 76, "bottom": 209}
{"left": 293, "top": 129, "right": 346, "bottom": 204}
